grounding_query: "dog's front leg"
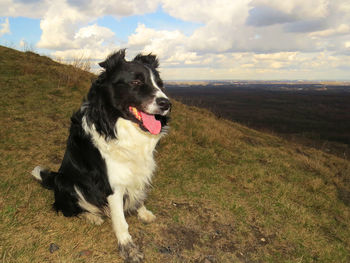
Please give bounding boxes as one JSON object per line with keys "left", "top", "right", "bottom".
{"left": 108, "top": 188, "right": 144, "bottom": 263}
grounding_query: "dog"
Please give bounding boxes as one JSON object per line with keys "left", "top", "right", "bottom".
{"left": 31, "top": 49, "right": 171, "bottom": 263}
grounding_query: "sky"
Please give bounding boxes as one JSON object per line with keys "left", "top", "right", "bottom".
{"left": 1, "top": 0, "right": 350, "bottom": 80}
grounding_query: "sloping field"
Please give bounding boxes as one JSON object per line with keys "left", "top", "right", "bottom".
{"left": 0, "top": 46, "right": 349, "bottom": 262}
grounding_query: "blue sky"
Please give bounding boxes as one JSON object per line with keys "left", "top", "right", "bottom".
{"left": 1, "top": 9, "right": 201, "bottom": 52}
{"left": 1, "top": 0, "right": 350, "bottom": 80}
{"left": 96, "top": 8, "right": 202, "bottom": 43}
{"left": 1, "top": 17, "right": 41, "bottom": 46}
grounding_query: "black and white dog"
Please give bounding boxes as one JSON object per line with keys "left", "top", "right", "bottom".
{"left": 31, "top": 50, "right": 171, "bottom": 262}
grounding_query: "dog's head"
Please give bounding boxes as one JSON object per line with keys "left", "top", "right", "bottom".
{"left": 98, "top": 49, "right": 171, "bottom": 117}
{"left": 87, "top": 50, "right": 171, "bottom": 137}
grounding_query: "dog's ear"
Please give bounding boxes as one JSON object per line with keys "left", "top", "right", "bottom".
{"left": 133, "top": 53, "right": 159, "bottom": 69}
{"left": 99, "top": 49, "right": 126, "bottom": 70}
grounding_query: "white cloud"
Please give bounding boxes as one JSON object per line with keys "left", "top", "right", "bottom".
{"left": 160, "top": 0, "right": 251, "bottom": 53}
{"left": 51, "top": 23, "right": 118, "bottom": 60}
{"left": 36, "top": 0, "right": 89, "bottom": 50}
{"left": 249, "top": 0, "right": 330, "bottom": 19}
{"left": 1, "top": 0, "right": 350, "bottom": 79}
{"left": 52, "top": 29, "right": 117, "bottom": 61}
{"left": 66, "top": 0, "right": 160, "bottom": 17}
{"left": 33, "top": 0, "right": 162, "bottom": 58}
{"left": 158, "top": 0, "right": 339, "bottom": 55}
{"left": 246, "top": 5, "right": 296, "bottom": 27}
{"left": 0, "top": 0, "right": 160, "bottom": 18}
{"left": 75, "top": 24, "right": 114, "bottom": 40}
{"left": 19, "top": 39, "right": 25, "bottom": 47}
{"left": 74, "top": 24, "right": 116, "bottom": 48}
{"left": 161, "top": 0, "right": 247, "bottom": 24}
{"left": 128, "top": 24, "right": 160, "bottom": 47}
{"left": 0, "top": 0, "right": 50, "bottom": 18}
{"left": 0, "top": 17, "right": 10, "bottom": 37}
{"left": 310, "top": 24, "right": 350, "bottom": 38}
{"left": 128, "top": 23, "right": 187, "bottom": 59}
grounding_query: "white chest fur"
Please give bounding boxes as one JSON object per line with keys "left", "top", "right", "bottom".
{"left": 82, "top": 117, "right": 163, "bottom": 207}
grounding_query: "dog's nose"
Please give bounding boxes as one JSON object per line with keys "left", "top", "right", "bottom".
{"left": 156, "top": 98, "right": 171, "bottom": 111}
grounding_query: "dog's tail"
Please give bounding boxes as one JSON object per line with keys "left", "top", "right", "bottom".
{"left": 31, "top": 166, "right": 56, "bottom": 190}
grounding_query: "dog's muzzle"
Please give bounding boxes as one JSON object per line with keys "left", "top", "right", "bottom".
{"left": 156, "top": 98, "right": 171, "bottom": 112}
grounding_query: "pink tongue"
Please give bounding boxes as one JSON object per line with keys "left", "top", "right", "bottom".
{"left": 140, "top": 111, "right": 161, "bottom": 135}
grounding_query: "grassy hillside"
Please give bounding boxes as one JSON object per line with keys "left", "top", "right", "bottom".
{"left": 0, "top": 45, "right": 349, "bottom": 263}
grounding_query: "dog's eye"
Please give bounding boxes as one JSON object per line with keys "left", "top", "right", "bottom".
{"left": 130, "top": 80, "right": 143, "bottom": 86}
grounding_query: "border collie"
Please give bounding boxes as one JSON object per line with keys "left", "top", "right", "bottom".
{"left": 31, "top": 50, "right": 171, "bottom": 263}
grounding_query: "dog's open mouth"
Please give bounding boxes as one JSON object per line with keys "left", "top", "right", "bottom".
{"left": 129, "top": 106, "right": 161, "bottom": 135}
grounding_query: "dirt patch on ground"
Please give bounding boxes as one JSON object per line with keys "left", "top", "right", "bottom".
{"left": 165, "top": 224, "right": 200, "bottom": 251}
{"left": 146, "top": 199, "right": 280, "bottom": 262}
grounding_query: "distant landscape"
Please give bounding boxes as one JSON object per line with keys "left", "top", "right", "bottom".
{"left": 166, "top": 81, "right": 350, "bottom": 159}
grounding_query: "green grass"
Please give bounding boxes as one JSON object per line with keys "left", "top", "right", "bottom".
{"left": 0, "top": 45, "right": 349, "bottom": 262}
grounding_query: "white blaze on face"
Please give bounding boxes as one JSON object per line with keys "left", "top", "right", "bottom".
{"left": 149, "top": 68, "right": 168, "bottom": 99}
{"left": 145, "top": 68, "right": 169, "bottom": 115}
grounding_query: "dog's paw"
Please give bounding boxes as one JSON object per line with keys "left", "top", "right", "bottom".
{"left": 82, "top": 212, "right": 104, "bottom": 225}
{"left": 137, "top": 207, "right": 156, "bottom": 224}
{"left": 31, "top": 166, "right": 44, "bottom": 181}
{"left": 119, "top": 242, "right": 144, "bottom": 263}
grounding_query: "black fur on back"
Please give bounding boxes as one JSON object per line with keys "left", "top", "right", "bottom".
{"left": 41, "top": 111, "right": 112, "bottom": 216}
